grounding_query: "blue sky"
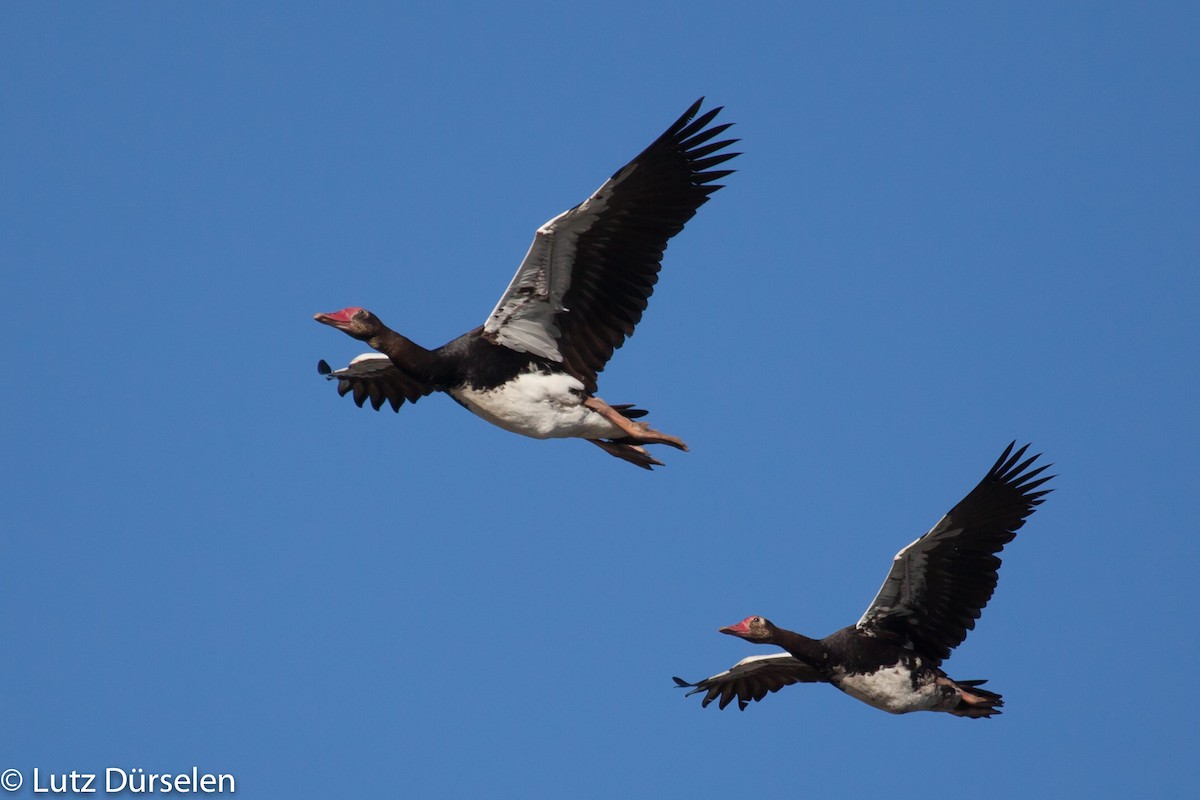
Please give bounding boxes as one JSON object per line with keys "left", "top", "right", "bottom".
{"left": 2, "top": 3, "right": 1197, "bottom": 798}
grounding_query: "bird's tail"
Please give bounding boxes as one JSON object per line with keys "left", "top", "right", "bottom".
{"left": 610, "top": 403, "right": 648, "bottom": 419}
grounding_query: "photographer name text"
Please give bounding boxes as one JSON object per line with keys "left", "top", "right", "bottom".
{"left": 1, "top": 767, "right": 234, "bottom": 794}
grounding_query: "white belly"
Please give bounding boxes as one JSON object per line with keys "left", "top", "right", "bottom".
{"left": 448, "top": 371, "right": 624, "bottom": 440}
{"left": 833, "top": 665, "right": 946, "bottom": 714}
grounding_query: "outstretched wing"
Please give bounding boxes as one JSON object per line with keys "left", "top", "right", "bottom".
{"left": 317, "top": 354, "right": 435, "bottom": 412}
{"left": 483, "top": 98, "right": 739, "bottom": 392}
{"left": 855, "top": 442, "right": 1054, "bottom": 664}
{"left": 673, "top": 653, "right": 822, "bottom": 711}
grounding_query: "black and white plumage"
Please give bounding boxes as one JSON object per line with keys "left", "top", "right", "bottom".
{"left": 315, "top": 99, "right": 738, "bottom": 469}
{"left": 673, "top": 654, "right": 822, "bottom": 711}
{"left": 675, "top": 443, "right": 1054, "bottom": 717}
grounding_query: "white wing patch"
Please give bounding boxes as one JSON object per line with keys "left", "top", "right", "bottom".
{"left": 711, "top": 653, "right": 804, "bottom": 678}
{"left": 328, "top": 353, "right": 394, "bottom": 378}
{"left": 855, "top": 514, "right": 962, "bottom": 631}
{"left": 484, "top": 224, "right": 568, "bottom": 360}
{"left": 483, "top": 166, "right": 632, "bottom": 359}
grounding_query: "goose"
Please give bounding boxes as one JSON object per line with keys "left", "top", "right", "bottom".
{"left": 315, "top": 99, "right": 738, "bottom": 469}
{"left": 675, "top": 442, "right": 1053, "bottom": 716}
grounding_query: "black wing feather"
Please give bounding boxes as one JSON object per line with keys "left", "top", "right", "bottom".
{"left": 317, "top": 359, "right": 435, "bottom": 413}
{"left": 556, "top": 99, "right": 740, "bottom": 391}
{"left": 673, "top": 654, "right": 822, "bottom": 711}
{"left": 856, "top": 442, "right": 1054, "bottom": 664}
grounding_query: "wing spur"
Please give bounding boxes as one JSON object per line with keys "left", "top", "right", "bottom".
{"left": 855, "top": 442, "right": 1054, "bottom": 664}
{"left": 483, "top": 98, "right": 739, "bottom": 393}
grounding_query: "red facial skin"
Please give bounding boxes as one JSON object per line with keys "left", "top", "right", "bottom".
{"left": 719, "top": 617, "right": 756, "bottom": 637}
{"left": 313, "top": 307, "right": 364, "bottom": 329}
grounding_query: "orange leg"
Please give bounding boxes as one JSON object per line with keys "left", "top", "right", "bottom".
{"left": 583, "top": 396, "right": 689, "bottom": 451}
{"left": 937, "top": 678, "right": 990, "bottom": 707}
{"left": 937, "top": 677, "right": 1002, "bottom": 717}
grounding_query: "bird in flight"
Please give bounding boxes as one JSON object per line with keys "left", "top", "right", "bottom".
{"left": 675, "top": 442, "right": 1053, "bottom": 716}
{"left": 315, "top": 99, "right": 739, "bottom": 469}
